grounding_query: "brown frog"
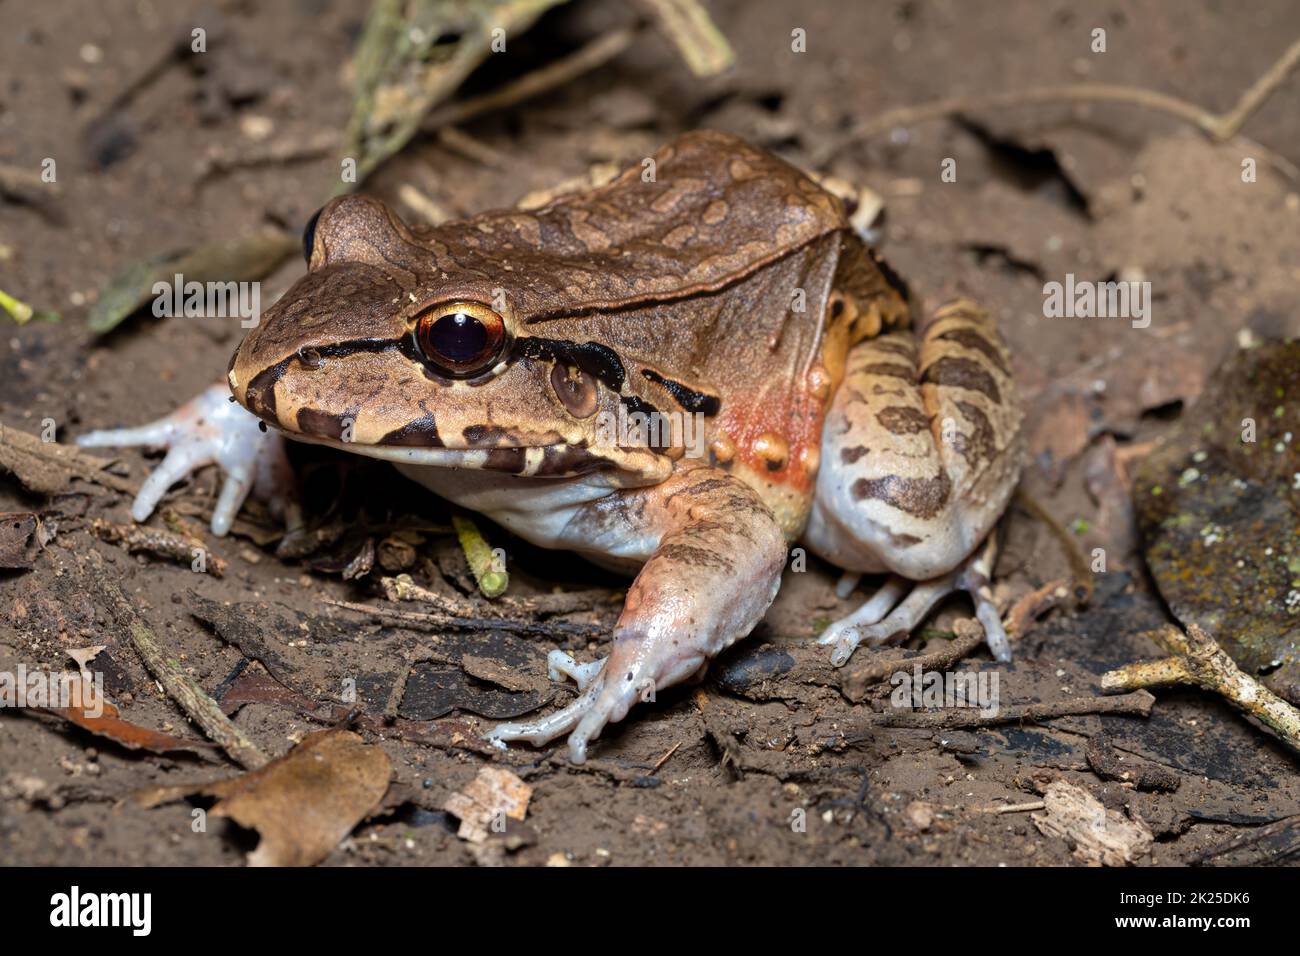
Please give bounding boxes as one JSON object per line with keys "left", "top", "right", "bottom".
{"left": 79, "top": 131, "right": 1023, "bottom": 762}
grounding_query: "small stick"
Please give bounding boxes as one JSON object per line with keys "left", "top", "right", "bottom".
{"left": 0, "top": 163, "right": 55, "bottom": 195}
{"left": 855, "top": 689, "right": 1154, "bottom": 733}
{"left": 1101, "top": 623, "right": 1300, "bottom": 753}
{"left": 651, "top": 742, "right": 682, "bottom": 774}
{"left": 1188, "top": 813, "right": 1300, "bottom": 866}
{"left": 326, "top": 598, "right": 601, "bottom": 640}
{"left": 848, "top": 37, "right": 1300, "bottom": 150}
{"left": 381, "top": 574, "right": 612, "bottom": 618}
{"left": 452, "top": 513, "right": 508, "bottom": 599}
{"left": 842, "top": 621, "right": 985, "bottom": 700}
{"left": 953, "top": 800, "right": 1046, "bottom": 815}
{"left": 82, "top": 551, "right": 267, "bottom": 769}
{"left": 90, "top": 517, "right": 226, "bottom": 577}
{"left": 634, "top": 0, "right": 735, "bottom": 77}
{"left": 195, "top": 130, "right": 339, "bottom": 181}
{"left": 422, "top": 28, "right": 636, "bottom": 132}
{"left": 435, "top": 127, "right": 508, "bottom": 169}
{"left": 993, "top": 801, "right": 1046, "bottom": 814}
{"left": 1003, "top": 577, "right": 1074, "bottom": 638}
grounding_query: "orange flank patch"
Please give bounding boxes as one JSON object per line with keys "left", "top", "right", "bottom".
{"left": 715, "top": 381, "right": 827, "bottom": 493}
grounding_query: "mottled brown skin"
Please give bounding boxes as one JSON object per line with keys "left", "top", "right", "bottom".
{"left": 228, "top": 131, "right": 912, "bottom": 536}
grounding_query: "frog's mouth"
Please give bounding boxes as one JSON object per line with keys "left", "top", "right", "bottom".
{"left": 285, "top": 430, "right": 619, "bottom": 478}
{"left": 230, "top": 340, "right": 673, "bottom": 483}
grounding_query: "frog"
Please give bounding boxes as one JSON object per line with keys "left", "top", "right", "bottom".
{"left": 78, "top": 130, "right": 1023, "bottom": 763}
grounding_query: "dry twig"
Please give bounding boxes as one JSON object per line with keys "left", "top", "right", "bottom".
{"left": 82, "top": 551, "right": 267, "bottom": 769}
{"left": 422, "top": 27, "right": 636, "bottom": 132}
{"left": 849, "top": 36, "right": 1300, "bottom": 169}
{"left": 852, "top": 689, "right": 1154, "bottom": 733}
{"left": 1101, "top": 623, "right": 1300, "bottom": 754}
{"left": 326, "top": 598, "right": 601, "bottom": 640}
{"left": 841, "top": 619, "right": 986, "bottom": 701}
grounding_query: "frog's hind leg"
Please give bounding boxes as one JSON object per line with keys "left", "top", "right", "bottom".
{"left": 818, "top": 535, "right": 1010, "bottom": 666}
{"left": 805, "top": 298, "right": 1023, "bottom": 666}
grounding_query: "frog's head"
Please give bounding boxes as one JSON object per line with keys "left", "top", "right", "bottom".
{"left": 228, "top": 195, "right": 673, "bottom": 483}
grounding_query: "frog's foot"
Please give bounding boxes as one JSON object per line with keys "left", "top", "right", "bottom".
{"left": 487, "top": 679, "right": 603, "bottom": 754}
{"left": 487, "top": 631, "right": 719, "bottom": 763}
{"left": 76, "top": 383, "right": 299, "bottom": 537}
{"left": 820, "top": 536, "right": 1009, "bottom": 667}
{"left": 546, "top": 650, "right": 606, "bottom": 692}
{"left": 486, "top": 465, "right": 786, "bottom": 763}
{"left": 817, "top": 574, "right": 911, "bottom": 655}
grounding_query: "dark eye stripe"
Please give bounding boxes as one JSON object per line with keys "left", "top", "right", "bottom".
{"left": 516, "top": 337, "right": 626, "bottom": 392}
{"left": 640, "top": 368, "right": 721, "bottom": 416}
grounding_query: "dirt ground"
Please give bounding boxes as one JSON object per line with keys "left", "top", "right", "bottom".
{"left": 3, "top": 0, "right": 1300, "bottom": 866}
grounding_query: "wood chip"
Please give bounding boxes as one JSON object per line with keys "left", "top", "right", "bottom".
{"left": 1031, "top": 780, "right": 1153, "bottom": 866}
{"left": 443, "top": 766, "right": 531, "bottom": 843}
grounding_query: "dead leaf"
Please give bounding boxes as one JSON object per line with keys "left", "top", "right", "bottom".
{"left": 443, "top": 766, "right": 531, "bottom": 843}
{"left": 1031, "top": 780, "right": 1152, "bottom": 866}
{"left": 137, "top": 728, "right": 392, "bottom": 866}
{"left": 33, "top": 675, "right": 210, "bottom": 756}
{"left": 66, "top": 645, "right": 107, "bottom": 676}
{"left": 1025, "top": 388, "right": 1093, "bottom": 484}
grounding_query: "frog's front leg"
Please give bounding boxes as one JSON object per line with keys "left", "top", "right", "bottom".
{"left": 805, "top": 298, "right": 1023, "bottom": 665}
{"left": 76, "top": 383, "right": 299, "bottom": 536}
{"left": 487, "top": 465, "right": 787, "bottom": 763}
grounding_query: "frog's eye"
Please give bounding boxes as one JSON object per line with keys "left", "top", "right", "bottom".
{"left": 413, "top": 302, "right": 507, "bottom": 378}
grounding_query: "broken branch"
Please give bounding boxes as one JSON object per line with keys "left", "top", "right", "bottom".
{"left": 853, "top": 689, "right": 1154, "bottom": 733}
{"left": 1101, "top": 623, "right": 1300, "bottom": 753}
{"left": 83, "top": 551, "right": 267, "bottom": 769}
{"left": 326, "top": 598, "right": 601, "bottom": 640}
{"left": 848, "top": 37, "right": 1300, "bottom": 168}
{"left": 841, "top": 620, "right": 986, "bottom": 701}
{"left": 422, "top": 27, "right": 636, "bottom": 132}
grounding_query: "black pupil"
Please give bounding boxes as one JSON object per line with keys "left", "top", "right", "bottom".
{"left": 429, "top": 312, "right": 488, "bottom": 364}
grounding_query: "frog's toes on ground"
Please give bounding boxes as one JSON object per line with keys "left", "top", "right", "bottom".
{"left": 546, "top": 650, "right": 607, "bottom": 692}
{"left": 76, "top": 383, "right": 298, "bottom": 536}
{"left": 819, "top": 536, "right": 1011, "bottom": 666}
{"left": 486, "top": 677, "right": 608, "bottom": 759}
{"left": 484, "top": 654, "right": 608, "bottom": 756}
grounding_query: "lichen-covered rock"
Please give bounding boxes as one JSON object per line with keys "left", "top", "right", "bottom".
{"left": 1135, "top": 340, "right": 1300, "bottom": 703}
